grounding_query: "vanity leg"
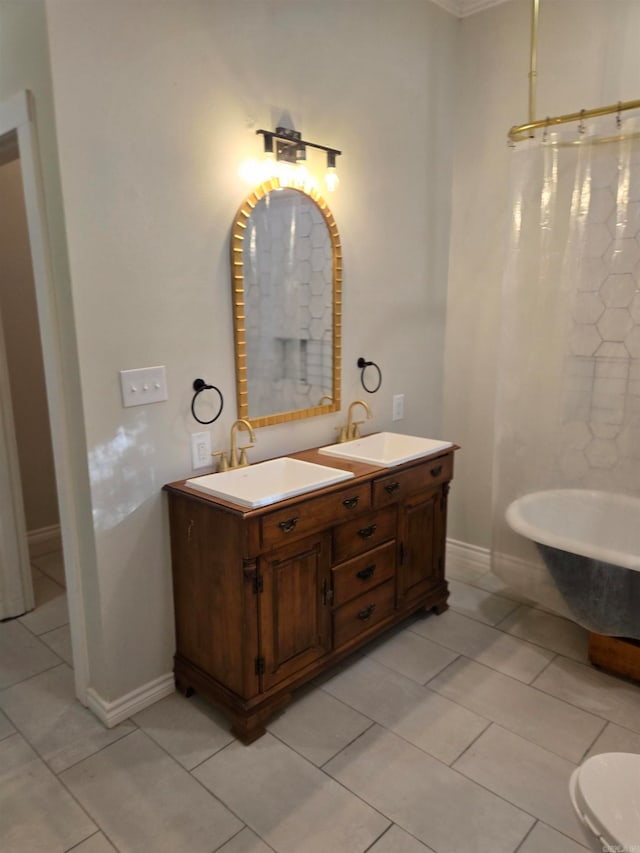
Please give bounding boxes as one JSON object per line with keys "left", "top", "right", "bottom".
{"left": 231, "top": 715, "right": 267, "bottom": 745}
{"left": 230, "top": 693, "right": 293, "bottom": 744}
{"left": 174, "top": 674, "right": 195, "bottom": 698}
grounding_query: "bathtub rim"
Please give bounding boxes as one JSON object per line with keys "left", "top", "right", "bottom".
{"left": 505, "top": 489, "right": 640, "bottom": 574}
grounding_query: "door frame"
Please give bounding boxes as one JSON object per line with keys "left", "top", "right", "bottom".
{"left": 0, "top": 90, "right": 89, "bottom": 699}
{"left": 0, "top": 283, "right": 33, "bottom": 619}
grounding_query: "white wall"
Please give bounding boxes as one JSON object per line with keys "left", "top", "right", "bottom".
{"left": 45, "top": 0, "right": 457, "bottom": 700}
{"left": 444, "top": 0, "right": 640, "bottom": 548}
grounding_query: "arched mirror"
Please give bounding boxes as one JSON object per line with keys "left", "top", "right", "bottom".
{"left": 230, "top": 179, "right": 342, "bottom": 428}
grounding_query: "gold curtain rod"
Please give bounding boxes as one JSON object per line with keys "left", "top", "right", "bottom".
{"left": 508, "top": 0, "right": 640, "bottom": 143}
{"left": 509, "top": 100, "right": 640, "bottom": 143}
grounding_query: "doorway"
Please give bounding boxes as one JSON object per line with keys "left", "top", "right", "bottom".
{"left": 0, "top": 154, "right": 69, "bottom": 648}
{"left": 0, "top": 90, "right": 90, "bottom": 700}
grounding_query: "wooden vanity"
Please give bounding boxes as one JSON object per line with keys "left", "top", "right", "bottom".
{"left": 164, "top": 442, "right": 457, "bottom": 743}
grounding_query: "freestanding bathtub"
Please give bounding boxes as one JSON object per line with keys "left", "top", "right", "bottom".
{"left": 506, "top": 490, "right": 640, "bottom": 639}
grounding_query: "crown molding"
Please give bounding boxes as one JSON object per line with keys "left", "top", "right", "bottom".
{"left": 430, "top": 0, "right": 513, "bottom": 18}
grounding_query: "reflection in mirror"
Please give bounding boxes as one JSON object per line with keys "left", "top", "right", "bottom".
{"left": 231, "top": 180, "right": 342, "bottom": 428}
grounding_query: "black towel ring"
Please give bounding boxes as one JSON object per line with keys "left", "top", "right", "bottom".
{"left": 357, "top": 357, "right": 382, "bottom": 394}
{"left": 190, "top": 378, "right": 224, "bottom": 425}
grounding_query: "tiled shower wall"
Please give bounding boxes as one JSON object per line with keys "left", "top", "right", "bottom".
{"left": 561, "top": 168, "right": 640, "bottom": 494}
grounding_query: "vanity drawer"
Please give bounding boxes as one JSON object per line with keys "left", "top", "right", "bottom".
{"left": 332, "top": 505, "right": 396, "bottom": 563}
{"left": 332, "top": 542, "right": 395, "bottom": 607}
{"left": 373, "top": 453, "right": 453, "bottom": 508}
{"left": 333, "top": 579, "right": 395, "bottom": 648}
{"left": 261, "top": 482, "right": 371, "bottom": 550}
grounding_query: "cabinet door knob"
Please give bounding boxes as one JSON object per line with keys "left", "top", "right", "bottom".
{"left": 357, "top": 603, "right": 376, "bottom": 620}
{"left": 430, "top": 464, "right": 443, "bottom": 477}
{"left": 384, "top": 481, "right": 400, "bottom": 494}
{"left": 342, "top": 496, "right": 360, "bottom": 509}
{"left": 357, "top": 523, "right": 377, "bottom": 539}
{"left": 278, "top": 517, "right": 299, "bottom": 533}
{"left": 356, "top": 564, "right": 376, "bottom": 581}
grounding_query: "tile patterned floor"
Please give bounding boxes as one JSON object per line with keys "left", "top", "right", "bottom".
{"left": 4, "top": 550, "right": 640, "bottom": 851}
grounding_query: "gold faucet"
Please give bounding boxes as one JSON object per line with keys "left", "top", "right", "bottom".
{"left": 229, "top": 418, "right": 256, "bottom": 468}
{"left": 213, "top": 419, "right": 256, "bottom": 471}
{"left": 346, "top": 400, "right": 373, "bottom": 440}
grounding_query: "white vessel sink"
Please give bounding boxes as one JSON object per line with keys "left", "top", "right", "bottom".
{"left": 185, "top": 457, "right": 354, "bottom": 508}
{"left": 319, "top": 432, "right": 453, "bottom": 468}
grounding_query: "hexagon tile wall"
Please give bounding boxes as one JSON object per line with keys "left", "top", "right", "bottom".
{"left": 562, "top": 157, "right": 640, "bottom": 493}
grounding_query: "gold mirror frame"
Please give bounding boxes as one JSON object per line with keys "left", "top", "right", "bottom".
{"left": 230, "top": 177, "right": 342, "bottom": 428}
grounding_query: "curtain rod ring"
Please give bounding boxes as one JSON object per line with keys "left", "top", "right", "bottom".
{"left": 191, "top": 378, "right": 224, "bottom": 424}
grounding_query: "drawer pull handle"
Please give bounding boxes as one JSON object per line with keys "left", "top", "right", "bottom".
{"left": 278, "top": 517, "right": 299, "bottom": 533}
{"left": 384, "top": 481, "right": 400, "bottom": 494}
{"left": 342, "top": 496, "right": 360, "bottom": 509}
{"left": 357, "top": 603, "right": 376, "bottom": 621}
{"left": 356, "top": 564, "right": 376, "bottom": 581}
{"left": 357, "top": 523, "right": 377, "bottom": 539}
{"left": 430, "top": 464, "right": 443, "bottom": 477}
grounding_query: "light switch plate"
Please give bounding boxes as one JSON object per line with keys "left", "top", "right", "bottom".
{"left": 120, "top": 366, "right": 168, "bottom": 408}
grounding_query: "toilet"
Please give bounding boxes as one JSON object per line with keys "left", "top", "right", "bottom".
{"left": 569, "top": 752, "right": 640, "bottom": 852}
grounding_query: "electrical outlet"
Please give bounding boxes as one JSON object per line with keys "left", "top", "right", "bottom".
{"left": 392, "top": 394, "right": 405, "bottom": 421}
{"left": 191, "top": 431, "right": 212, "bottom": 469}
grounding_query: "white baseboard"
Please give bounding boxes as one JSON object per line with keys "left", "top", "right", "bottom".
{"left": 446, "top": 537, "right": 491, "bottom": 575}
{"left": 86, "top": 673, "right": 175, "bottom": 729}
{"left": 27, "top": 524, "right": 62, "bottom": 558}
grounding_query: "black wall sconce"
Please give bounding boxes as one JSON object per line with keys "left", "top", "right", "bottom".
{"left": 256, "top": 126, "right": 341, "bottom": 191}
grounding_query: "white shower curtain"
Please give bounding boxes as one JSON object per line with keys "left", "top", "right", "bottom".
{"left": 491, "top": 116, "right": 640, "bottom": 623}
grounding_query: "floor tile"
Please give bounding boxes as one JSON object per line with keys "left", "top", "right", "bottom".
{"left": 132, "top": 691, "right": 233, "bottom": 770}
{"left": 497, "top": 605, "right": 589, "bottom": 663}
{"left": 71, "top": 833, "right": 119, "bottom": 853}
{"left": 31, "top": 550, "right": 66, "bottom": 587}
{"left": 411, "top": 609, "right": 555, "bottom": 683}
{"left": 428, "top": 657, "right": 605, "bottom": 762}
{"left": 470, "top": 570, "right": 534, "bottom": 600}
{"left": 445, "top": 555, "right": 493, "bottom": 586}
{"left": 322, "top": 656, "right": 489, "bottom": 764}
{"left": 447, "top": 578, "right": 520, "bottom": 626}
{"left": 533, "top": 656, "right": 640, "bottom": 734}
{"left": 216, "top": 827, "right": 275, "bottom": 853}
{"left": 368, "top": 824, "right": 436, "bottom": 852}
{"left": 18, "top": 588, "right": 68, "bottom": 636}
{"left": 453, "top": 724, "right": 583, "bottom": 844}
{"left": 0, "top": 619, "right": 61, "bottom": 689}
{"left": 364, "top": 622, "right": 459, "bottom": 684}
{"left": 267, "top": 683, "right": 372, "bottom": 766}
{"left": 0, "top": 708, "right": 16, "bottom": 741}
{"left": 194, "top": 732, "right": 390, "bottom": 853}
{"left": 583, "top": 720, "right": 640, "bottom": 760}
{"left": 30, "top": 565, "right": 64, "bottom": 606}
{"left": 325, "top": 725, "right": 533, "bottom": 853}
{"left": 517, "top": 822, "right": 589, "bottom": 852}
{"left": 0, "top": 733, "right": 96, "bottom": 853}
{"left": 0, "top": 663, "right": 135, "bottom": 774}
{"left": 446, "top": 559, "right": 530, "bottom": 601}
{"left": 61, "top": 729, "right": 242, "bottom": 853}
{"left": 40, "top": 623, "right": 73, "bottom": 665}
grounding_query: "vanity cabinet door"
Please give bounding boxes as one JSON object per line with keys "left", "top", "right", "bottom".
{"left": 397, "top": 486, "right": 446, "bottom": 608}
{"left": 259, "top": 531, "right": 332, "bottom": 692}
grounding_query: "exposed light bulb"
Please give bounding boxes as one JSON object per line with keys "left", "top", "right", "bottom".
{"left": 325, "top": 167, "right": 339, "bottom": 192}
{"left": 325, "top": 150, "right": 339, "bottom": 192}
